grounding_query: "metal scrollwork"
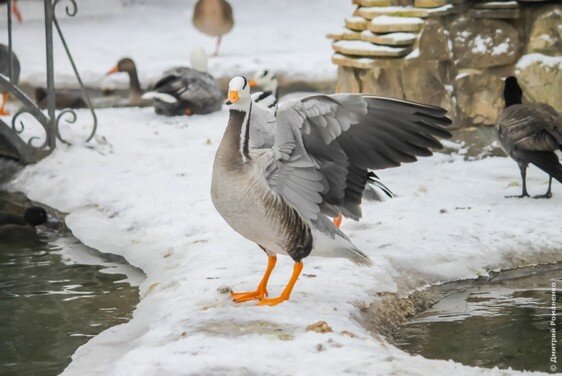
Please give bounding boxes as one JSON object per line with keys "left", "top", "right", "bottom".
{"left": 53, "top": 0, "right": 78, "bottom": 17}
{"left": 0, "top": 0, "right": 98, "bottom": 163}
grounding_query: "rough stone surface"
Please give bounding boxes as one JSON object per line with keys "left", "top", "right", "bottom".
{"left": 418, "top": 20, "right": 452, "bottom": 61}
{"left": 332, "top": 40, "right": 411, "bottom": 57}
{"left": 402, "top": 60, "right": 455, "bottom": 116}
{"left": 527, "top": 8, "right": 562, "bottom": 56}
{"left": 415, "top": 0, "right": 446, "bottom": 8}
{"left": 359, "top": 67, "right": 404, "bottom": 98}
{"left": 360, "top": 30, "right": 417, "bottom": 46}
{"left": 333, "top": 1, "right": 559, "bottom": 128}
{"left": 450, "top": 18, "right": 520, "bottom": 68}
{"left": 369, "top": 16, "right": 425, "bottom": 33}
{"left": 335, "top": 66, "right": 362, "bottom": 93}
{"left": 454, "top": 72, "right": 504, "bottom": 126}
{"left": 332, "top": 54, "right": 375, "bottom": 69}
{"left": 516, "top": 54, "right": 562, "bottom": 112}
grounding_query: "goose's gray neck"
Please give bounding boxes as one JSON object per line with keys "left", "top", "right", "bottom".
{"left": 215, "top": 106, "right": 251, "bottom": 168}
{"left": 127, "top": 67, "right": 142, "bottom": 97}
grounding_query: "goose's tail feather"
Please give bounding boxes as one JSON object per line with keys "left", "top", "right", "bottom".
{"left": 310, "top": 217, "right": 372, "bottom": 266}
{"left": 522, "top": 150, "right": 562, "bottom": 184}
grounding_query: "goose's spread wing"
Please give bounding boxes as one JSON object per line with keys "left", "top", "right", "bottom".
{"left": 263, "top": 94, "right": 452, "bottom": 221}
{"left": 500, "top": 104, "right": 562, "bottom": 152}
{"left": 249, "top": 104, "right": 277, "bottom": 149}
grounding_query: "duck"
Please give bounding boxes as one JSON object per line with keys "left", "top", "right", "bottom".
{"left": 0, "top": 44, "right": 20, "bottom": 116}
{"left": 142, "top": 48, "right": 223, "bottom": 116}
{"left": 211, "top": 76, "right": 452, "bottom": 306}
{"left": 192, "top": 0, "right": 234, "bottom": 56}
{"left": 495, "top": 76, "right": 562, "bottom": 199}
{"left": 0, "top": 206, "right": 48, "bottom": 242}
{"left": 35, "top": 87, "right": 87, "bottom": 109}
{"left": 107, "top": 57, "right": 149, "bottom": 107}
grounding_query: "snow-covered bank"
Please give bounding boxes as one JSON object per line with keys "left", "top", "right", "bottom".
{"left": 2, "top": 0, "right": 351, "bottom": 89}
{"left": 9, "top": 107, "right": 561, "bottom": 375}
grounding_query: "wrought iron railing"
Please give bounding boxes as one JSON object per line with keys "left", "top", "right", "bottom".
{"left": 0, "top": 0, "right": 97, "bottom": 164}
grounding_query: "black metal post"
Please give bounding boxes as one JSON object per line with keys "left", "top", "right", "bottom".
{"left": 44, "top": 0, "right": 56, "bottom": 150}
{"left": 6, "top": 0, "right": 13, "bottom": 82}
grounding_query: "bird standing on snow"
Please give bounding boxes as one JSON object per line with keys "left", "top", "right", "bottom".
{"left": 192, "top": 0, "right": 234, "bottom": 56}
{"left": 142, "top": 48, "right": 223, "bottom": 116}
{"left": 496, "top": 76, "right": 562, "bottom": 199}
{"left": 211, "top": 76, "right": 451, "bottom": 306}
{"left": 0, "top": 44, "right": 20, "bottom": 116}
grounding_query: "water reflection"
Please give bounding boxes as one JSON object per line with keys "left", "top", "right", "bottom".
{"left": 395, "top": 266, "right": 562, "bottom": 372}
{"left": 0, "top": 225, "right": 142, "bottom": 375}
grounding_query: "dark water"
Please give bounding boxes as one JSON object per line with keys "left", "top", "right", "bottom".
{"left": 395, "top": 265, "right": 562, "bottom": 373}
{"left": 0, "top": 199, "right": 142, "bottom": 375}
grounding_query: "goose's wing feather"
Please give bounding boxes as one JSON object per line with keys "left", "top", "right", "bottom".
{"left": 499, "top": 104, "right": 562, "bottom": 151}
{"left": 264, "top": 94, "right": 452, "bottom": 221}
{"left": 249, "top": 102, "right": 277, "bottom": 148}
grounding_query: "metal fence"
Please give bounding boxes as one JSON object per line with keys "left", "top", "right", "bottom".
{"left": 0, "top": 0, "right": 97, "bottom": 164}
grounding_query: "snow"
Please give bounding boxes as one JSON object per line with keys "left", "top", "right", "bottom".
{"left": 8, "top": 106, "right": 561, "bottom": 376}
{"left": 0, "top": 0, "right": 353, "bottom": 89}
{"left": 516, "top": 53, "right": 562, "bottom": 70}
{"left": 371, "top": 15, "right": 424, "bottom": 25}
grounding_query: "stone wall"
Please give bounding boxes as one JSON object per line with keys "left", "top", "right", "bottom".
{"left": 329, "top": 0, "right": 562, "bottom": 128}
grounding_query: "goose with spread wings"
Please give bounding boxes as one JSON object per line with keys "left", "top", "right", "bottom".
{"left": 211, "top": 76, "right": 452, "bottom": 306}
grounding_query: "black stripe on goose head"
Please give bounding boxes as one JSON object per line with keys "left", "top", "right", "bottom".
{"left": 504, "top": 76, "right": 522, "bottom": 108}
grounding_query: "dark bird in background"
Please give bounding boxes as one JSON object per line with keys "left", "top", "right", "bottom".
{"left": 0, "top": 0, "right": 22, "bottom": 23}
{"left": 0, "top": 206, "right": 47, "bottom": 242}
{"left": 192, "top": 0, "right": 234, "bottom": 56}
{"left": 0, "top": 44, "right": 20, "bottom": 116}
{"left": 495, "top": 76, "right": 562, "bottom": 199}
{"left": 35, "top": 87, "right": 86, "bottom": 109}
{"left": 107, "top": 57, "right": 147, "bottom": 106}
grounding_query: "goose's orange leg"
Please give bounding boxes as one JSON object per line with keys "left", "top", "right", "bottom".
{"left": 13, "top": 0, "right": 23, "bottom": 23}
{"left": 231, "top": 255, "right": 277, "bottom": 302}
{"left": 0, "top": 93, "right": 10, "bottom": 116}
{"left": 258, "top": 261, "right": 303, "bottom": 306}
{"left": 333, "top": 213, "right": 343, "bottom": 228}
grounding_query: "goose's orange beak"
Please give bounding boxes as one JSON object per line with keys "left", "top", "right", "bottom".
{"left": 226, "top": 90, "right": 239, "bottom": 105}
{"left": 249, "top": 80, "right": 257, "bottom": 87}
{"left": 107, "top": 66, "right": 119, "bottom": 75}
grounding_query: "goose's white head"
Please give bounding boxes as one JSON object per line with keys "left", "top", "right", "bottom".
{"left": 226, "top": 76, "right": 251, "bottom": 111}
{"left": 249, "top": 69, "right": 278, "bottom": 92}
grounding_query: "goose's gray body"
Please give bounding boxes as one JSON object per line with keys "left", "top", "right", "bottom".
{"left": 212, "top": 89, "right": 452, "bottom": 265}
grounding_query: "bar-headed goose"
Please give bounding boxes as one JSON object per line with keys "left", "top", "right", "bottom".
{"left": 142, "top": 48, "right": 223, "bottom": 116}
{"left": 496, "top": 76, "right": 562, "bottom": 198}
{"left": 211, "top": 76, "right": 452, "bottom": 306}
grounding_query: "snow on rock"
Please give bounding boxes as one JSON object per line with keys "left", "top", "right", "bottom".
{"left": 0, "top": 0, "right": 353, "bottom": 88}
{"left": 516, "top": 53, "right": 562, "bottom": 70}
{"left": 9, "top": 107, "right": 561, "bottom": 375}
